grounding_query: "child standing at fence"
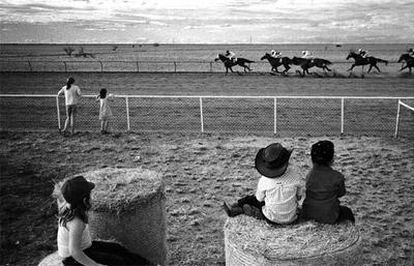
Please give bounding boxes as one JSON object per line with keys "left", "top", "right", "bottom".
{"left": 96, "top": 89, "right": 113, "bottom": 134}
{"left": 223, "top": 143, "right": 306, "bottom": 225}
{"left": 302, "top": 140, "right": 355, "bottom": 224}
{"left": 58, "top": 77, "right": 81, "bottom": 135}
{"left": 53, "top": 175, "right": 152, "bottom": 266}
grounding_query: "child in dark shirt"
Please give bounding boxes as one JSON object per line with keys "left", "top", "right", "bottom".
{"left": 302, "top": 140, "right": 355, "bottom": 224}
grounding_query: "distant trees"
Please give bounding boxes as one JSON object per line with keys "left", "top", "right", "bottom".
{"left": 63, "top": 46, "right": 95, "bottom": 58}
{"left": 63, "top": 47, "right": 75, "bottom": 56}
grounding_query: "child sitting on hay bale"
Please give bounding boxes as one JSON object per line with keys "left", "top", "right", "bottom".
{"left": 302, "top": 140, "right": 355, "bottom": 224}
{"left": 223, "top": 143, "right": 305, "bottom": 225}
{"left": 53, "top": 176, "right": 152, "bottom": 266}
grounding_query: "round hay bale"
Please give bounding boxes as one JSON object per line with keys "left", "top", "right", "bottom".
{"left": 82, "top": 168, "right": 167, "bottom": 266}
{"left": 224, "top": 216, "right": 361, "bottom": 266}
{"left": 38, "top": 251, "right": 61, "bottom": 266}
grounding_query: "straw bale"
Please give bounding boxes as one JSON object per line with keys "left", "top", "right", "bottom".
{"left": 82, "top": 168, "right": 167, "bottom": 266}
{"left": 224, "top": 216, "right": 361, "bottom": 266}
{"left": 38, "top": 251, "right": 61, "bottom": 266}
{"left": 81, "top": 168, "right": 165, "bottom": 214}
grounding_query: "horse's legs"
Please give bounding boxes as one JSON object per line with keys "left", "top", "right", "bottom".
{"left": 325, "top": 66, "right": 332, "bottom": 71}
{"left": 367, "top": 65, "right": 373, "bottom": 73}
{"left": 399, "top": 65, "right": 408, "bottom": 71}
{"left": 347, "top": 64, "right": 356, "bottom": 71}
{"left": 374, "top": 65, "right": 381, "bottom": 72}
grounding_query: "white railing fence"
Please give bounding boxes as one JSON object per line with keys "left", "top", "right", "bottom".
{"left": 394, "top": 100, "right": 414, "bottom": 137}
{"left": 0, "top": 94, "right": 413, "bottom": 137}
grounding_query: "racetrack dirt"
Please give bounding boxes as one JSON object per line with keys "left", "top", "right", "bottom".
{"left": 0, "top": 132, "right": 413, "bottom": 265}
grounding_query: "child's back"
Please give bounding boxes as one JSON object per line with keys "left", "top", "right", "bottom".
{"left": 302, "top": 140, "right": 354, "bottom": 224}
{"left": 303, "top": 165, "right": 345, "bottom": 224}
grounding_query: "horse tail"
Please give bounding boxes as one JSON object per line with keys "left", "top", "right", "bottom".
{"left": 324, "top": 59, "right": 332, "bottom": 65}
{"left": 246, "top": 59, "right": 255, "bottom": 63}
{"left": 375, "top": 58, "right": 388, "bottom": 65}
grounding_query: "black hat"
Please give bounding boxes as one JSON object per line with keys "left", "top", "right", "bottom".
{"left": 255, "top": 143, "right": 292, "bottom": 178}
{"left": 61, "top": 176, "right": 95, "bottom": 205}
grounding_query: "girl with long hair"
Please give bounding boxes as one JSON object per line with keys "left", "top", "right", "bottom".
{"left": 57, "top": 77, "right": 81, "bottom": 135}
{"left": 53, "top": 176, "right": 151, "bottom": 266}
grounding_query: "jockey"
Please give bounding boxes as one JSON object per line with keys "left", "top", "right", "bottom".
{"left": 301, "top": 50, "right": 313, "bottom": 59}
{"left": 271, "top": 50, "right": 282, "bottom": 58}
{"left": 225, "top": 50, "right": 236, "bottom": 62}
{"left": 408, "top": 48, "right": 414, "bottom": 57}
{"left": 358, "top": 48, "right": 369, "bottom": 58}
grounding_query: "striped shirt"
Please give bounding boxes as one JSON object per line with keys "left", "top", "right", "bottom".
{"left": 255, "top": 167, "right": 305, "bottom": 224}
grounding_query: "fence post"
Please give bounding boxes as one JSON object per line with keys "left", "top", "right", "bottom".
{"left": 209, "top": 62, "right": 213, "bottom": 72}
{"left": 126, "top": 97, "right": 131, "bottom": 131}
{"left": 394, "top": 100, "right": 401, "bottom": 138}
{"left": 136, "top": 61, "right": 139, "bottom": 72}
{"left": 341, "top": 98, "right": 344, "bottom": 134}
{"left": 274, "top": 97, "right": 277, "bottom": 134}
{"left": 63, "top": 61, "right": 67, "bottom": 72}
{"left": 99, "top": 61, "right": 104, "bottom": 72}
{"left": 200, "top": 97, "right": 204, "bottom": 133}
{"left": 56, "top": 96, "right": 61, "bottom": 130}
{"left": 27, "top": 60, "right": 32, "bottom": 72}
{"left": 174, "top": 62, "right": 177, "bottom": 72}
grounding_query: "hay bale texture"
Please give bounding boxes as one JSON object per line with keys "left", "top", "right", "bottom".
{"left": 82, "top": 168, "right": 167, "bottom": 266}
{"left": 224, "top": 216, "right": 361, "bottom": 266}
{"left": 38, "top": 251, "right": 61, "bottom": 266}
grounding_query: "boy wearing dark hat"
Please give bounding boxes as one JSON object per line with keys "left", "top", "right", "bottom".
{"left": 223, "top": 143, "right": 305, "bottom": 225}
{"left": 302, "top": 140, "right": 355, "bottom": 224}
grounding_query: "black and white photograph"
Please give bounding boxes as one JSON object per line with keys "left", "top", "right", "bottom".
{"left": 0, "top": 0, "right": 413, "bottom": 265}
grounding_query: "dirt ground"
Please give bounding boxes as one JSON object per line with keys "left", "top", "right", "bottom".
{"left": 0, "top": 131, "right": 413, "bottom": 265}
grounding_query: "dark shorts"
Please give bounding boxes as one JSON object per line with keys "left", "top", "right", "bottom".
{"left": 66, "top": 104, "right": 77, "bottom": 116}
{"left": 62, "top": 240, "right": 152, "bottom": 266}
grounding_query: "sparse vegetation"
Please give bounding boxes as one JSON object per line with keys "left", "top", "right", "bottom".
{"left": 74, "top": 47, "right": 95, "bottom": 59}
{"left": 63, "top": 47, "right": 75, "bottom": 56}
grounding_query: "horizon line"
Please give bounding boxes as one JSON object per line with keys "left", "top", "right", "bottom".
{"left": 1, "top": 42, "right": 413, "bottom": 45}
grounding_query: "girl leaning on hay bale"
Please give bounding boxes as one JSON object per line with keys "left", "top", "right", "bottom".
{"left": 52, "top": 176, "right": 152, "bottom": 266}
{"left": 223, "top": 143, "right": 306, "bottom": 225}
{"left": 302, "top": 140, "right": 355, "bottom": 224}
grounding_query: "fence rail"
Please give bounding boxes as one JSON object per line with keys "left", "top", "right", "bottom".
{"left": 1, "top": 94, "right": 413, "bottom": 137}
{"left": 394, "top": 100, "right": 414, "bottom": 137}
{"left": 0, "top": 59, "right": 406, "bottom": 73}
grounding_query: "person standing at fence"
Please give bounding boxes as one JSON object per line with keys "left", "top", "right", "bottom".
{"left": 96, "top": 88, "right": 113, "bottom": 134}
{"left": 57, "top": 77, "right": 81, "bottom": 135}
{"left": 301, "top": 140, "right": 355, "bottom": 224}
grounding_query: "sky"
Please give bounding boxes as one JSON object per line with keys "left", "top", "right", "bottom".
{"left": 0, "top": 0, "right": 413, "bottom": 44}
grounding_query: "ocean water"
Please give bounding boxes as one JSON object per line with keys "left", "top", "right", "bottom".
{"left": 0, "top": 43, "right": 413, "bottom": 72}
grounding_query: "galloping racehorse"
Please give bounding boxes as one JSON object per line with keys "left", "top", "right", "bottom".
{"left": 260, "top": 53, "right": 292, "bottom": 75}
{"left": 291, "top": 57, "right": 332, "bottom": 77}
{"left": 397, "top": 53, "right": 414, "bottom": 74}
{"left": 215, "top": 54, "right": 254, "bottom": 74}
{"left": 346, "top": 51, "right": 388, "bottom": 75}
